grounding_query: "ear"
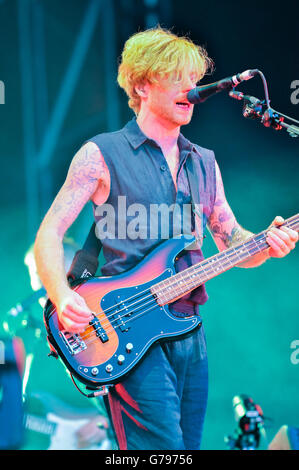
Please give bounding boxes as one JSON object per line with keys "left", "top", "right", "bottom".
{"left": 134, "top": 81, "right": 150, "bottom": 98}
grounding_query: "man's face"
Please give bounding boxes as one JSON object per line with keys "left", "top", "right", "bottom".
{"left": 139, "top": 68, "right": 199, "bottom": 128}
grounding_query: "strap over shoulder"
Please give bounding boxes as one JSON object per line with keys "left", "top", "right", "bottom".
{"left": 67, "top": 222, "right": 102, "bottom": 281}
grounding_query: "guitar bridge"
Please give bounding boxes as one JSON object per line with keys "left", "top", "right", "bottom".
{"left": 60, "top": 331, "right": 87, "bottom": 356}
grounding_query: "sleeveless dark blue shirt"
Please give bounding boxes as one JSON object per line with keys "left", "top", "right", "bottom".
{"left": 87, "top": 118, "right": 216, "bottom": 316}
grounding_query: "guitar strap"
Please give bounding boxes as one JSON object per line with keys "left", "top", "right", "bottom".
{"left": 82, "top": 221, "right": 102, "bottom": 258}
{"left": 185, "top": 153, "right": 204, "bottom": 248}
{"left": 67, "top": 222, "right": 102, "bottom": 281}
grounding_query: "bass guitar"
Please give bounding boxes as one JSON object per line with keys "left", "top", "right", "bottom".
{"left": 44, "top": 214, "right": 298, "bottom": 390}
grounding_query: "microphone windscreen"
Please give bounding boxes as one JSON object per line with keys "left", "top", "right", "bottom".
{"left": 187, "top": 87, "right": 203, "bottom": 104}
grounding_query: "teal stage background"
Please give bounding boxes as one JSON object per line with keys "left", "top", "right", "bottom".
{"left": 0, "top": 0, "right": 298, "bottom": 450}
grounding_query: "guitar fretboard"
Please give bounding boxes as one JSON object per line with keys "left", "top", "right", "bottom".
{"left": 151, "top": 214, "right": 299, "bottom": 305}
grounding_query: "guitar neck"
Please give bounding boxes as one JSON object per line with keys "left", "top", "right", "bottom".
{"left": 152, "top": 214, "right": 299, "bottom": 305}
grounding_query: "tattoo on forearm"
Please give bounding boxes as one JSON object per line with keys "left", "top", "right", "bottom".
{"left": 229, "top": 226, "right": 253, "bottom": 246}
{"left": 209, "top": 161, "right": 254, "bottom": 251}
{"left": 210, "top": 216, "right": 252, "bottom": 249}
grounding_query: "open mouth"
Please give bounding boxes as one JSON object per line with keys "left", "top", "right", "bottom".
{"left": 176, "top": 102, "right": 191, "bottom": 109}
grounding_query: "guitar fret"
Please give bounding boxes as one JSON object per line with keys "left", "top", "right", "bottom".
{"left": 159, "top": 276, "right": 173, "bottom": 304}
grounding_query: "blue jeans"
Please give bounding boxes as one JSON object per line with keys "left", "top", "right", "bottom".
{"left": 105, "top": 324, "right": 208, "bottom": 450}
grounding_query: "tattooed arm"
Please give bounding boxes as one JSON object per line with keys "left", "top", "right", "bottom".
{"left": 207, "top": 161, "right": 270, "bottom": 268}
{"left": 207, "top": 162, "right": 298, "bottom": 267}
{"left": 34, "top": 141, "right": 110, "bottom": 332}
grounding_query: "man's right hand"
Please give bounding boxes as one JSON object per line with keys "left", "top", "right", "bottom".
{"left": 55, "top": 289, "right": 93, "bottom": 333}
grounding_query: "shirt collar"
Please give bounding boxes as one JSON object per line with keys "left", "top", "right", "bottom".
{"left": 123, "top": 117, "right": 149, "bottom": 149}
{"left": 123, "top": 117, "right": 199, "bottom": 156}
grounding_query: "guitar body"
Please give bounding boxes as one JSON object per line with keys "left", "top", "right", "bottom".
{"left": 44, "top": 235, "right": 202, "bottom": 388}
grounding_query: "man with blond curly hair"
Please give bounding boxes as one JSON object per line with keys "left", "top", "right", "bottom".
{"left": 34, "top": 27, "right": 298, "bottom": 450}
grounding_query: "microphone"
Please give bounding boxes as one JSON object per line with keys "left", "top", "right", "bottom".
{"left": 187, "top": 69, "right": 259, "bottom": 104}
{"left": 229, "top": 90, "right": 264, "bottom": 106}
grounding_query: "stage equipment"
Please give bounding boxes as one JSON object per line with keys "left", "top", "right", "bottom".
{"left": 225, "top": 394, "right": 266, "bottom": 450}
{"left": 188, "top": 66, "right": 299, "bottom": 138}
{"left": 229, "top": 70, "right": 299, "bottom": 138}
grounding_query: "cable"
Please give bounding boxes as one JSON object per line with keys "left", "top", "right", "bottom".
{"left": 70, "top": 373, "right": 112, "bottom": 398}
{"left": 255, "top": 69, "right": 271, "bottom": 108}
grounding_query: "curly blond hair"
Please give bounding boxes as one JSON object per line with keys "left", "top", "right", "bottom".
{"left": 117, "top": 26, "right": 214, "bottom": 115}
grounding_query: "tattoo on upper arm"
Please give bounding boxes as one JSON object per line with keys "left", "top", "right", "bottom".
{"left": 49, "top": 143, "right": 107, "bottom": 235}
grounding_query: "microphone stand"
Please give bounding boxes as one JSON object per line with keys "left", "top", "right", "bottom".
{"left": 229, "top": 69, "right": 299, "bottom": 138}
{"left": 262, "top": 109, "right": 299, "bottom": 137}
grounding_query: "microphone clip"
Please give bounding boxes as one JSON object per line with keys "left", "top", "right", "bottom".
{"left": 261, "top": 108, "right": 284, "bottom": 130}
{"left": 242, "top": 101, "right": 264, "bottom": 120}
{"left": 229, "top": 89, "right": 285, "bottom": 131}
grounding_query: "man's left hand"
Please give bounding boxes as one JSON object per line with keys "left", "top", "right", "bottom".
{"left": 266, "top": 216, "right": 298, "bottom": 258}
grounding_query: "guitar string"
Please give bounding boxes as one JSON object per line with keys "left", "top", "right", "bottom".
{"left": 81, "top": 248, "right": 297, "bottom": 349}
{"left": 79, "top": 237, "right": 264, "bottom": 344}
{"left": 79, "top": 219, "right": 299, "bottom": 346}
{"left": 81, "top": 242, "right": 265, "bottom": 346}
{"left": 83, "top": 230, "right": 268, "bottom": 324}
{"left": 81, "top": 229, "right": 277, "bottom": 346}
{"left": 85, "top": 219, "right": 296, "bottom": 331}
{"left": 81, "top": 301, "right": 173, "bottom": 350}
{"left": 82, "top": 298, "right": 160, "bottom": 347}
{"left": 78, "top": 230, "right": 292, "bottom": 347}
{"left": 69, "top": 218, "right": 299, "bottom": 331}
{"left": 76, "top": 219, "right": 299, "bottom": 346}
{"left": 89, "top": 218, "right": 299, "bottom": 324}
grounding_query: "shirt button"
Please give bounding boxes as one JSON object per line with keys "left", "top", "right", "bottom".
{"left": 160, "top": 165, "right": 167, "bottom": 172}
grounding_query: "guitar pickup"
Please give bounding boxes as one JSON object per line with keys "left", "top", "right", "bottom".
{"left": 113, "top": 312, "right": 130, "bottom": 332}
{"left": 89, "top": 315, "right": 109, "bottom": 343}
